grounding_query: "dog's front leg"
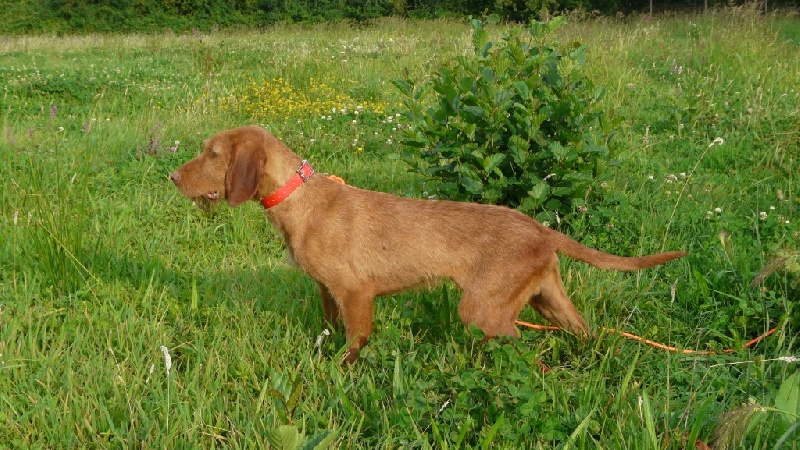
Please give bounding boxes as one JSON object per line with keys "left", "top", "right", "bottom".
{"left": 318, "top": 283, "right": 341, "bottom": 328}
{"left": 326, "top": 286, "right": 375, "bottom": 363}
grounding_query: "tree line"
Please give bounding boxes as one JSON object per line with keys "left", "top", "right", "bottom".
{"left": 0, "top": 0, "right": 796, "bottom": 34}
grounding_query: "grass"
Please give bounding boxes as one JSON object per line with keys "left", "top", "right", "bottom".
{"left": 1, "top": 10, "right": 799, "bottom": 448}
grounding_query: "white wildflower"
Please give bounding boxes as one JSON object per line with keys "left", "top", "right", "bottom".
{"left": 159, "top": 346, "right": 172, "bottom": 377}
{"left": 709, "top": 137, "right": 724, "bottom": 147}
{"left": 314, "top": 329, "right": 331, "bottom": 348}
{"left": 777, "top": 356, "right": 799, "bottom": 363}
{"left": 146, "top": 363, "right": 155, "bottom": 384}
{"left": 638, "top": 395, "right": 644, "bottom": 419}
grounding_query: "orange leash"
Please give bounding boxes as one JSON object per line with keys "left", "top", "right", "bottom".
{"left": 515, "top": 320, "right": 780, "bottom": 355}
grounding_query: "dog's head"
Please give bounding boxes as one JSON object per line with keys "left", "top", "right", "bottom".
{"left": 170, "top": 126, "right": 272, "bottom": 208}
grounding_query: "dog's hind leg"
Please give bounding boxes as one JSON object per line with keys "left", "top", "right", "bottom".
{"left": 456, "top": 276, "right": 530, "bottom": 340}
{"left": 527, "top": 262, "right": 590, "bottom": 338}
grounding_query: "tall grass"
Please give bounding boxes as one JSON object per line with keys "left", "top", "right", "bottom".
{"left": 0, "top": 11, "right": 798, "bottom": 448}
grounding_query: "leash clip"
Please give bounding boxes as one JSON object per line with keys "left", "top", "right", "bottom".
{"left": 297, "top": 160, "right": 315, "bottom": 182}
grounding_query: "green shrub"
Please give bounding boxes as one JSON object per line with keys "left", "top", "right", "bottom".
{"left": 393, "top": 17, "right": 619, "bottom": 224}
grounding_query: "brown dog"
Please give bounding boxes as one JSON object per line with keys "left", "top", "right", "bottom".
{"left": 171, "top": 126, "right": 685, "bottom": 362}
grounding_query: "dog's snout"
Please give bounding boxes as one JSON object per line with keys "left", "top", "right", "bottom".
{"left": 170, "top": 171, "right": 181, "bottom": 184}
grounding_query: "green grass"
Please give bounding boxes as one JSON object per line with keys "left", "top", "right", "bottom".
{"left": 1, "top": 12, "right": 798, "bottom": 449}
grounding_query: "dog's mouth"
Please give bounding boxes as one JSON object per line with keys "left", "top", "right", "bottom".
{"left": 189, "top": 191, "right": 222, "bottom": 209}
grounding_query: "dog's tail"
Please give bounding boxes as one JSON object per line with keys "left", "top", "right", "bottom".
{"left": 550, "top": 229, "right": 686, "bottom": 271}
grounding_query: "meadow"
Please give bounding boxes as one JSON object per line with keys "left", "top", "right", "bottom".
{"left": 1, "top": 8, "right": 799, "bottom": 449}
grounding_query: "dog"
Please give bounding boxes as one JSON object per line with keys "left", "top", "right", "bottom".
{"left": 170, "top": 126, "right": 686, "bottom": 362}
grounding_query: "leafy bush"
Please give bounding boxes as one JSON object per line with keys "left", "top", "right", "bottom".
{"left": 393, "top": 17, "right": 618, "bottom": 224}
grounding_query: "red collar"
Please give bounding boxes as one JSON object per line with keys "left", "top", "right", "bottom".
{"left": 261, "top": 160, "right": 315, "bottom": 209}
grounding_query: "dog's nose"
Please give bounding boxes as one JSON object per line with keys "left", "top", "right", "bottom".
{"left": 170, "top": 171, "right": 181, "bottom": 183}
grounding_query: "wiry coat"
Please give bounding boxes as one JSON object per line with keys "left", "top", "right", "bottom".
{"left": 171, "top": 126, "right": 685, "bottom": 362}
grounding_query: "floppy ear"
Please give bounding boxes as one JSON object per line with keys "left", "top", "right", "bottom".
{"left": 225, "top": 140, "right": 265, "bottom": 207}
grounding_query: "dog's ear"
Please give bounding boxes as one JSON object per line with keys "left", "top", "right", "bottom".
{"left": 226, "top": 139, "right": 265, "bottom": 207}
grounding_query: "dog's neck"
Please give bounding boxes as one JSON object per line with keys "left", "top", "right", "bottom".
{"left": 260, "top": 160, "right": 314, "bottom": 209}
